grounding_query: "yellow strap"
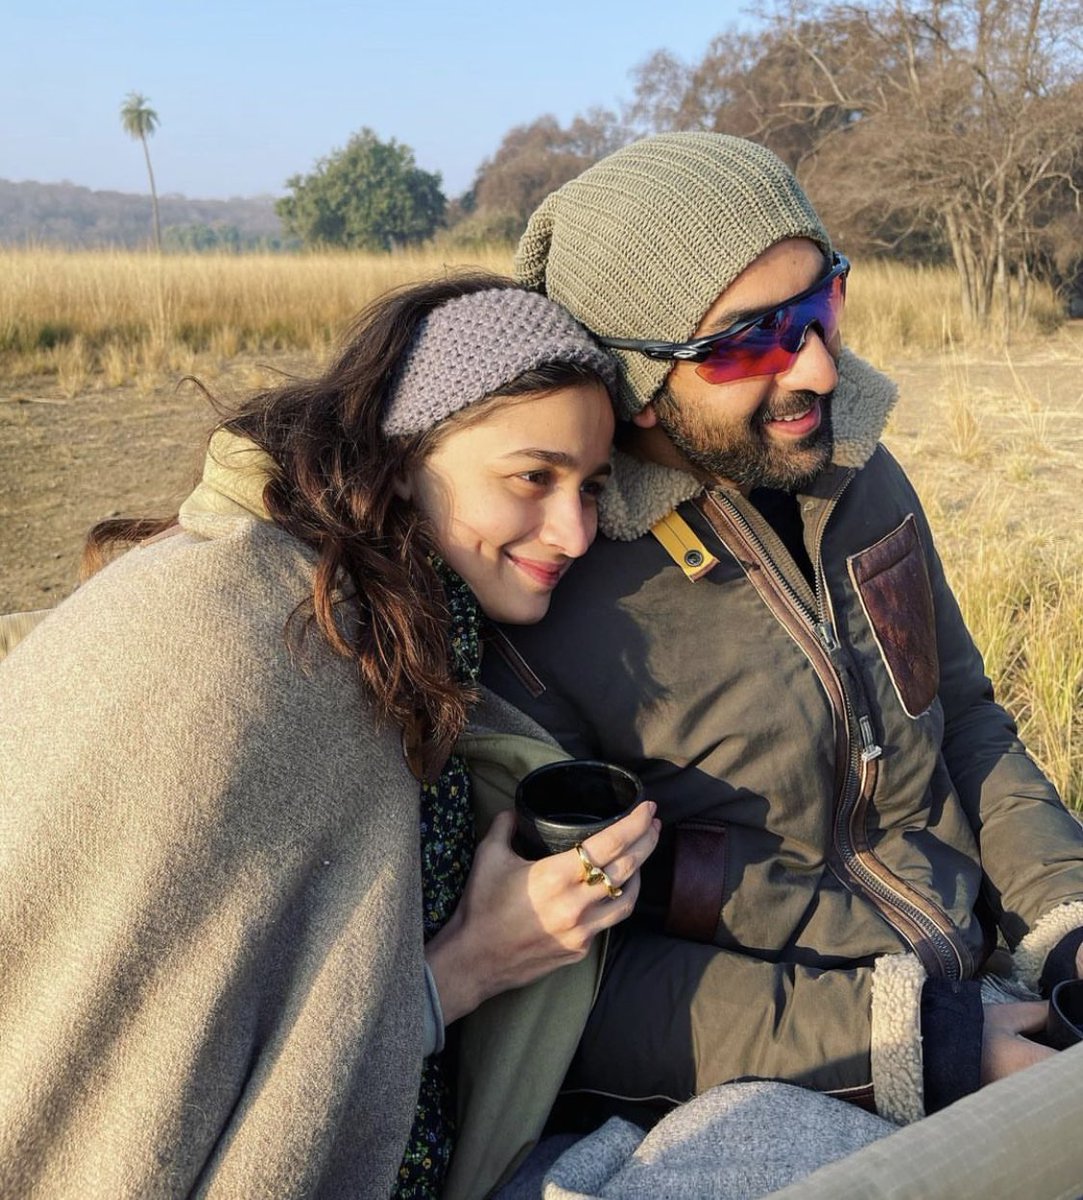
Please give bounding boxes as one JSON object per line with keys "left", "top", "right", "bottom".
{"left": 650, "top": 511, "right": 719, "bottom": 581}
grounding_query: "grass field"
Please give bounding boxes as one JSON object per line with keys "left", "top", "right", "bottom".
{"left": 1, "top": 246, "right": 1080, "bottom": 805}
{"left": 0, "top": 246, "right": 515, "bottom": 392}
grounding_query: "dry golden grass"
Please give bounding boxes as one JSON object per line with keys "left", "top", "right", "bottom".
{"left": 1, "top": 245, "right": 1078, "bottom": 805}
{"left": 845, "top": 264, "right": 1081, "bottom": 804}
{"left": 905, "top": 476, "right": 1083, "bottom": 808}
{"left": 0, "top": 246, "right": 514, "bottom": 387}
{"left": 0, "top": 246, "right": 1064, "bottom": 384}
{"left": 973, "top": 542, "right": 1083, "bottom": 802}
{"left": 841, "top": 258, "right": 1065, "bottom": 368}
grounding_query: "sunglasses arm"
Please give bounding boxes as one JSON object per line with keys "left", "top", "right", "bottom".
{"left": 595, "top": 335, "right": 709, "bottom": 363}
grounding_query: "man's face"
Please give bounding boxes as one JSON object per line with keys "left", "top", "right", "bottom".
{"left": 646, "top": 238, "right": 840, "bottom": 493}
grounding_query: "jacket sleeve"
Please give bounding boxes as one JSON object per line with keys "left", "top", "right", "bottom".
{"left": 901, "top": 460, "right": 1083, "bottom": 972}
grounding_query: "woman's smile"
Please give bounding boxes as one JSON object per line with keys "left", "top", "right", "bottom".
{"left": 505, "top": 553, "right": 569, "bottom": 589}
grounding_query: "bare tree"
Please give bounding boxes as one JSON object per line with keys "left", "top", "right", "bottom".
{"left": 119, "top": 92, "right": 162, "bottom": 254}
{"left": 628, "top": 28, "right": 858, "bottom": 169}
{"left": 627, "top": 49, "right": 698, "bottom": 135}
{"left": 468, "top": 109, "right": 631, "bottom": 234}
{"left": 782, "top": 1, "right": 1083, "bottom": 326}
{"left": 629, "top": 1, "right": 1083, "bottom": 328}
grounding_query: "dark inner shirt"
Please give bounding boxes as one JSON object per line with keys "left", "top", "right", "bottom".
{"left": 749, "top": 487, "right": 814, "bottom": 585}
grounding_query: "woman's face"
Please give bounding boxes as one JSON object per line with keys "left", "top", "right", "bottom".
{"left": 400, "top": 380, "right": 615, "bottom": 624}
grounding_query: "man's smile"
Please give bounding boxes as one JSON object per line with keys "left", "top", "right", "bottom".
{"left": 761, "top": 397, "right": 822, "bottom": 438}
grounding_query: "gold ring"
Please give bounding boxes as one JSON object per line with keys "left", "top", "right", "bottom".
{"left": 574, "top": 843, "right": 622, "bottom": 899}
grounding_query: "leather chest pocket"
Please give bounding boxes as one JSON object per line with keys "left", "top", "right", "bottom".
{"left": 848, "top": 513, "right": 939, "bottom": 718}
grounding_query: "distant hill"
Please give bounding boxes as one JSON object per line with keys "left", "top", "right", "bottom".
{"left": 0, "top": 179, "right": 285, "bottom": 249}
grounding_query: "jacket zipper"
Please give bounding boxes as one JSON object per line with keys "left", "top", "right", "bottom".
{"left": 701, "top": 486, "right": 963, "bottom": 980}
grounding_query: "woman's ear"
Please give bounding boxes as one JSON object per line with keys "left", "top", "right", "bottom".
{"left": 392, "top": 472, "right": 413, "bottom": 502}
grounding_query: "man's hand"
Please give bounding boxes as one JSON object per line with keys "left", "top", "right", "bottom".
{"left": 980, "top": 1001, "right": 1054, "bottom": 1085}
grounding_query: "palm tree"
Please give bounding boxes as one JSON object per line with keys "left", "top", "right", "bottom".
{"left": 120, "top": 92, "right": 161, "bottom": 253}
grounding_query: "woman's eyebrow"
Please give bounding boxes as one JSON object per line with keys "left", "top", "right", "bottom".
{"left": 498, "top": 448, "right": 613, "bottom": 476}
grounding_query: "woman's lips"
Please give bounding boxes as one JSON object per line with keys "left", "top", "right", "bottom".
{"left": 507, "top": 555, "right": 567, "bottom": 588}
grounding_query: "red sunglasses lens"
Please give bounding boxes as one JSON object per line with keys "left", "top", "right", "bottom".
{"left": 695, "top": 274, "right": 845, "bottom": 385}
{"left": 696, "top": 341, "right": 796, "bottom": 385}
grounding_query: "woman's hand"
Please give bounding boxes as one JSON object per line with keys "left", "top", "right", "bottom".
{"left": 425, "top": 801, "right": 660, "bottom": 1025}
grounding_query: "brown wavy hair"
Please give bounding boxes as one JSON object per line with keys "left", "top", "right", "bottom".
{"left": 82, "top": 272, "right": 609, "bottom": 774}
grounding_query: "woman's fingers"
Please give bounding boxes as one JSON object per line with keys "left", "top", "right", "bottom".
{"left": 593, "top": 827, "right": 660, "bottom": 892}
{"left": 538, "top": 801, "right": 659, "bottom": 929}
{"left": 589, "top": 869, "right": 641, "bottom": 925}
{"left": 576, "top": 800, "right": 660, "bottom": 888}
{"left": 581, "top": 800, "right": 657, "bottom": 860}
{"left": 485, "top": 807, "right": 518, "bottom": 845}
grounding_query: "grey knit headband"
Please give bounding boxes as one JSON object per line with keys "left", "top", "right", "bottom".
{"left": 381, "top": 287, "right": 618, "bottom": 437}
{"left": 514, "top": 132, "right": 832, "bottom": 418}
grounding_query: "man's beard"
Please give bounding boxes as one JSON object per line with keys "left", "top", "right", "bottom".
{"left": 654, "top": 387, "right": 835, "bottom": 492}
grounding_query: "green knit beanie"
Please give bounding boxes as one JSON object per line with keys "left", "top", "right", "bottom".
{"left": 514, "top": 132, "right": 832, "bottom": 417}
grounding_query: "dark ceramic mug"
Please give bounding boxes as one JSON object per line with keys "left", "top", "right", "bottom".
{"left": 1045, "top": 978, "right": 1083, "bottom": 1050}
{"left": 513, "top": 759, "right": 645, "bottom": 860}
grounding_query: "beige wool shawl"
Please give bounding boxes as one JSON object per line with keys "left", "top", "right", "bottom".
{"left": 0, "top": 435, "right": 599, "bottom": 1199}
{"left": 0, "top": 504, "right": 432, "bottom": 1198}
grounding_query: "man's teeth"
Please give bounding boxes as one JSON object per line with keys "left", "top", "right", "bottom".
{"left": 766, "top": 407, "right": 812, "bottom": 423}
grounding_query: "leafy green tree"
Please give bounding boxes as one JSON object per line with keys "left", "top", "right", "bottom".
{"left": 277, "top": 129, "right": 445, "bottom": 250}
{"left": 119, "top": 92, "right": 162, "bottom": 253}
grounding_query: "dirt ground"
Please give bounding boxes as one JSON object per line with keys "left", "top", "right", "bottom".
{"left": 1, "top": 328, "right": 1081, "bottom": 614}
{"left": 0, "top": 354, "right": 313, "bottom": 612}
{"left": 883, "top": 325, "right": 1083, "bottom": 543}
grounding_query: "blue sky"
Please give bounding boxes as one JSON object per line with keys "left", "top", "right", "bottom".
{"left": 3, "top": 1, "right": 758, "bottom": 201}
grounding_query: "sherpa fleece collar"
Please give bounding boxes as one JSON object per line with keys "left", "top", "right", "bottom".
{"left": 598, "top": 348, "right": 898, "bottom": 542}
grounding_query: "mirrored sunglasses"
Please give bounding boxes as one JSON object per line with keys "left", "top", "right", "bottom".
{"left": 599, "top": 254, "right": 849, "bottom": 386}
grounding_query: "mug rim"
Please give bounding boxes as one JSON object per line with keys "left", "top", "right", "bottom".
{"left": 513, "top": 758, "right": 644, "bottom": 859}
{"left": 514, "top": 758, "right": 644, "bottom": 820}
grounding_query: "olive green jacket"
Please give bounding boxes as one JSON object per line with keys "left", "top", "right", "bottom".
{"left": 482, "top": 349, "right": 1083, "bottom": 1124}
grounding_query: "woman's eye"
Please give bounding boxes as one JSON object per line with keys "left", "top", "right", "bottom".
{"left": 518, "top": 470, "right": 551, "bottom": 487}
{"left": 581, "top": 478, "right": 608, "bottom": 498}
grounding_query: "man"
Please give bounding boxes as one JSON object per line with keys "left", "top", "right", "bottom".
{"left": 481, "top": 133, "right": 1083, "bottom": 1126}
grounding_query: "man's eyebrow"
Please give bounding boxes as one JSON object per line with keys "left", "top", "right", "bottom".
{"left": 499, "top": 448, "right": 613, "bottom": 475}
{"left": 698, "top": 304, "right": 771, "bottom": 336}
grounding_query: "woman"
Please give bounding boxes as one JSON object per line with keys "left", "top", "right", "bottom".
{"left": 0, "top": 274, "right": 659, "bottom": 1199}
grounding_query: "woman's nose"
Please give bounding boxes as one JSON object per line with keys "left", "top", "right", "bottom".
{"left": 540, "top": 492, "right": 595, "bottom": 559}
